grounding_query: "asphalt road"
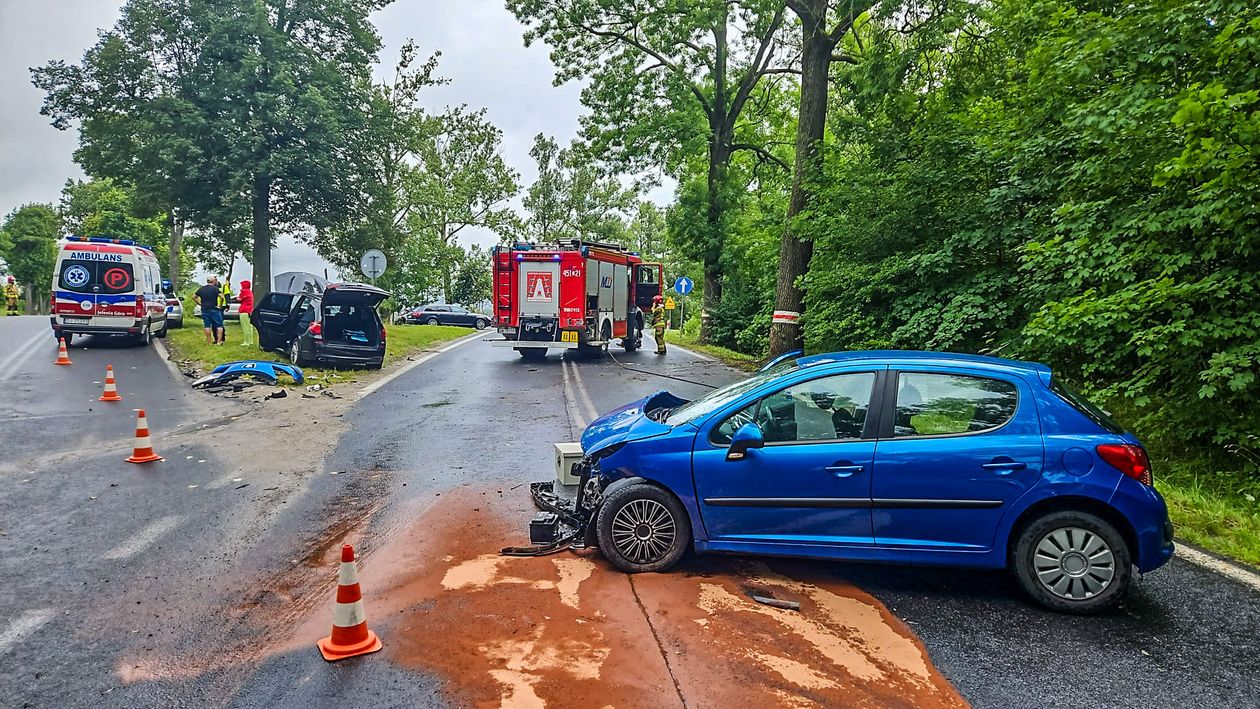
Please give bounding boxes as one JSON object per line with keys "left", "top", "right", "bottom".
{"left": 2, "top": 319, "right": 1258, "bottom": 708}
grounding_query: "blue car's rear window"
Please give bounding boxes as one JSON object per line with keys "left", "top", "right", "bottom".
{"left": 1050, "top": 378, "right": 1125, "bottom": 434}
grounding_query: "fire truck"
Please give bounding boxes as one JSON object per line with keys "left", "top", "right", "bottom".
{"left": 491, "top": 240, "right": 663, "bottom": 360}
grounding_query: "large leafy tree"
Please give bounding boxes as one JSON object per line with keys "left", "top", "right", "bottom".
{"left": 0, "top": 205, "right": 61, "bottom": 313}
{"left": 767, "top": 0, "right": 877, "bottom": 355}
{"left": 34, "top": 0, "right": 390, "bottom": 294}
{"left": 507, "top": 0, "right": 791, "bottom": 340}
{"left": 408, "top": 106, "right": 518, "bottom": 300}
{"left": 520, "top": 133, "right": 641, "bottom": 245}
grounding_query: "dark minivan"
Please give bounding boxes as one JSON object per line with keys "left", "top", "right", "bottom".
{"left": 253, "top": 282, "right": 389, "bottom": 369}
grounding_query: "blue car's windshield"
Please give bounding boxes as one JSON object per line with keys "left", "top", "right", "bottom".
{"left": 664, "top": 361, "right": 798, "bottom": 426}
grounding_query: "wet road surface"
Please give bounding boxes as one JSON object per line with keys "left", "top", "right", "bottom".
{"left": 2, "top": 320, "right": 1259, "bottom": 707}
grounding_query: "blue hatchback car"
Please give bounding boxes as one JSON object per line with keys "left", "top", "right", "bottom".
{"left": 579, "top": 351, "right": 1174, "bottom": 613}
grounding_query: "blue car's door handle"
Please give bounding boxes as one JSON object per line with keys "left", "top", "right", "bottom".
{"left": 826, "top": 464, "right": 865, "bottom": 478}
{"left": 982, "top": 460, "right": 1027, "bottom": 472}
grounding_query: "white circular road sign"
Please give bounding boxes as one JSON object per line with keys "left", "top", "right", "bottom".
{"left": 360, "top": 249, "right": 387, "bottom": 280}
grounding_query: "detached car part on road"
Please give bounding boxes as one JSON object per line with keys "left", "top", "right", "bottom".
{"left": 252, "top": 282, "right": 389, "bottom": 369}
{"left": 511, "top": 350, "right": 1175, "bottom": 614}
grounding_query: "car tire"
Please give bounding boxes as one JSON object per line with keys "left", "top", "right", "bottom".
{"left": 425, "top": 316, "right": 439, "bottom": 326}
{"left": 517, "top": 347, "right": 546, "bottom": 362}
{"left": 474, "top": 318, "right": 488, "bottom": 330}
{"left": 135, "top": 323, "right": 152, "bottom": 347}
{"left": 1012, "top": 510, "right": 1132, "bottom": 614}
{"left": 596, "top": 483, "right": 691, "bottom": 574}
{"left": 155, "top": 318, "right": 169, "bottom": 338}
{"left": 289, "top": 338, "right": 308, "bottom": 366}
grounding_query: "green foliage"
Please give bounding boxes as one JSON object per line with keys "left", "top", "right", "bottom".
{"left": 34, "top": 0, "right": 393, "bottom": 291}
{"left": 0, "top": 205, "right": 61, "bottom": 307}
{"left": 794, "top": 0, "right": 1260, "bottom": 454}
{"left": 519, "top": 133, "right": 640, "bottom": 245}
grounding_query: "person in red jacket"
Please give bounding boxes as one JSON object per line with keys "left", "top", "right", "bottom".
{"left": 238, "top": 279, "right": 256, "bottom": 347}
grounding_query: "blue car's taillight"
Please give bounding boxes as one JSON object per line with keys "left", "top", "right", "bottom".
{"left": 1096, "top": 444, "right": 1152, "bottom": 486}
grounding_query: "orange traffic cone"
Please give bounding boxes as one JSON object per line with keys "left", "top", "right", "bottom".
{"left": 99, "top": 365, "right": 123, "bottom": 402}
{"left": 125, "top": 409, "right": 164, "bottom": 464}
{"left": 317, "top": 544, "right": 383, "bottom": 661}
{"left": 54, "top": 338, "right": 72, "bottom": 366}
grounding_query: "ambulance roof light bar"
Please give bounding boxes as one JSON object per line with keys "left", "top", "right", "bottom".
{"left": 65, "top": 235, "right": 156, "bottom": 251}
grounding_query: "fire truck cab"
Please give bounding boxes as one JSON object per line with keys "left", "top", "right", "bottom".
{"left": 491, "top": 240, "right": 663, "bottom": 360}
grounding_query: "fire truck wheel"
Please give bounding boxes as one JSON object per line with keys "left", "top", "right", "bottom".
{"left": 516, "top": 347, "right": 546, "bottom": 361}
{"left": 596, "top": 483, "right": 691, "bottom": 573}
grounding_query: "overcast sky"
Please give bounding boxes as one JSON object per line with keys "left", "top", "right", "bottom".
{"left": 0, "top": 0, "right": 602, "bottom": 283}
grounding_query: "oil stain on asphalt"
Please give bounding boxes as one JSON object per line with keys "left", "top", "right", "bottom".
{"left": 366, "top": 486, "right": 966, "bottom": 708}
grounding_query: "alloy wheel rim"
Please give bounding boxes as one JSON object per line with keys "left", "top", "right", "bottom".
{"left": 610, "top": 499, "right": 675, "bottom": 564}
{"left": 1033, "top": 526, "right": 1115, "bottom": 600}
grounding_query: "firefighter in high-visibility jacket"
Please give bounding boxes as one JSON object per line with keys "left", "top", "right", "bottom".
{"left": 651, "top": 295, "right": 667, "bottom": 355}
{"left": 3, "top": 276, "right": 19, "bottom": 316}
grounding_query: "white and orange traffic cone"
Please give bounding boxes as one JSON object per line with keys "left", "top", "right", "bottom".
{"left": 99, "top": 365, "right": 123, "bottom": 402}
{"left": 54, "top": 338, "right": 72, "bottom": 366}
{"left": 317, "top": 544, "right": 383, "bottom": 661}
{"left": 125, "top": 409, "right": 163, "bottom": 464}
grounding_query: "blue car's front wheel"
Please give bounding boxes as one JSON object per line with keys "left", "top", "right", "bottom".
{"left": 596, "top": 483, "right": 691, "bottom": 573}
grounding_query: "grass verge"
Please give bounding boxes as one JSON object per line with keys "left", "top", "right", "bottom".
{"left": 165, "top": 320, "right": 472, "bottom": 385}
{"left": 664, "top": 330, "right": 761, "bottom": 371}
{"left": 1156, "top": 461, "right": 1260, "bottom": 568}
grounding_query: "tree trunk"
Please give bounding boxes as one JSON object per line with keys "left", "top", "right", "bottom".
{"left": 251, "top": 175, "right": 272, "bottom": 295}
{"left": 167, "top": 213, "right": 185, "bottom": 292}
{"left": 701, "top": 138, "right": 730, "bottom": 343}
{"left": 770, "top": 2, "right": 832, "bottom": 357}
{"left": 23, "top": 283, "right": 34, "bottom": 315}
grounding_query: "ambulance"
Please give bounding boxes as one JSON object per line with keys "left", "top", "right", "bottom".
{"left": 50, "top": 236, "right": 170, "bottom": 346}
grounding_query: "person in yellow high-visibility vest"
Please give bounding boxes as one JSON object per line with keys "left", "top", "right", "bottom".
{"left": 3, "top": 276, "right": 20, "bottom": 316}
{"left": 651, "top": 295, "right": 667, "bottom": 355}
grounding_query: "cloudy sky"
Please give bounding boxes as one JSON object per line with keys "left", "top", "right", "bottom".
{"left": 0, "top": 0, "right": 601, "bottom": 282}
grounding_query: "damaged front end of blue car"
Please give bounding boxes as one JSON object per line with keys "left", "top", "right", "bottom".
{"left": 501, "top": 390, "right": 689, "bottom": 557}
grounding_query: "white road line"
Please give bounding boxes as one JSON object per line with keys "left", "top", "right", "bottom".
{"left": 561, "top": 360, "right": 588, "bottom": 432}
{"left": 357, "top": 331, "right": 489, "bottom": 400}
{"left": 567, "top": 361, "right": 601, "bottom": 423}
{"left": 0, "top": 609, "right": 55, "bottom": 655}
{"left": 668, "top": 341, "right": 715, "bottom": 362}
{"left": 0, "top": 331, "right": 49, "bottom": 380}
{"left": 102, "top": 515, "right": 182, "bottom": 560}
{"left": 152, "top": 337, "right": 186, "bottom": 383}
{"left": 1176, "top": 544, "right": 1260, "bottom": 593}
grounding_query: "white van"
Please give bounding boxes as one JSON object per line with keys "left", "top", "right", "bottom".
{"left": 50, "top": 237, "right": 169, "bottom": 346}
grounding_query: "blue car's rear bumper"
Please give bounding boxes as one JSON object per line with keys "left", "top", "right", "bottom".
{"left": 1110, "top": 476, "right": 1175, "bottom": 572}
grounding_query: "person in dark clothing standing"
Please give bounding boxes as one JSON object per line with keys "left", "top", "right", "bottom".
{"left": 194, "top": 276, "right": 225, "bottom": 345}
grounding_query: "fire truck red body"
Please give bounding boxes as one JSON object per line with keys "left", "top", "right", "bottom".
{"left": 491, "top": 240, "right": 663, "bottom": 359}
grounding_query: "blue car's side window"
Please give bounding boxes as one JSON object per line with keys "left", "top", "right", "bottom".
{"left": 893, "top": 372, "right": 1018, "bottom": 437}
{"left": 710, "top": 372, "right": 876, "bottom": 445}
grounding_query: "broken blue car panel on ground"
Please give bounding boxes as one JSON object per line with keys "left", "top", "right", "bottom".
{"left": 191, "top": 360, "right": 305, "bottom": 389}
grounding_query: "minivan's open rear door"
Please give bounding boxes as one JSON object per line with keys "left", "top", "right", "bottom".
{"left": 322, "top": 283, "right": 389, "bottom": 307}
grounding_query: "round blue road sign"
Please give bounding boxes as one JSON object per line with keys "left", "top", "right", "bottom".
{"left": 674, "top": 276, "right": 694, "bottom": 295}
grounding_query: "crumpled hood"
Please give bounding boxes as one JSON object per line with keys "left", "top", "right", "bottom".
{"left": 581, "top": 390, "right": 688, "bottom": 456}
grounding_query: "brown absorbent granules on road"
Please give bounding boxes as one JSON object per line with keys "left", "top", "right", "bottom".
{"left": 369, "top": 486, "right": 967, "bottom": 708}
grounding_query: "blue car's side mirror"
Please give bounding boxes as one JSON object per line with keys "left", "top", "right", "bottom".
{"left": 727, "top": 422, "right": 765, "bottom": 461}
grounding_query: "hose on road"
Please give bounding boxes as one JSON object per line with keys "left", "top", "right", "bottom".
{"left": 606, "top": 349, "right": 717, "bottom": 389}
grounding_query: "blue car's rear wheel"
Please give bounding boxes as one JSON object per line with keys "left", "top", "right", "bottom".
{"left": 596, "top": 483, "right": 690, "bottom": 573}
{"left": 1013, "top": 510, "right": 1132, "bottom": 614}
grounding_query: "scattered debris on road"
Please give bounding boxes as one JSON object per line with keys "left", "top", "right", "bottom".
{"left": 191, "top": 360, "right": 305, "bottom": 390}
{"left": 748, "top": 594, "right": 800, "bottom": 612}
